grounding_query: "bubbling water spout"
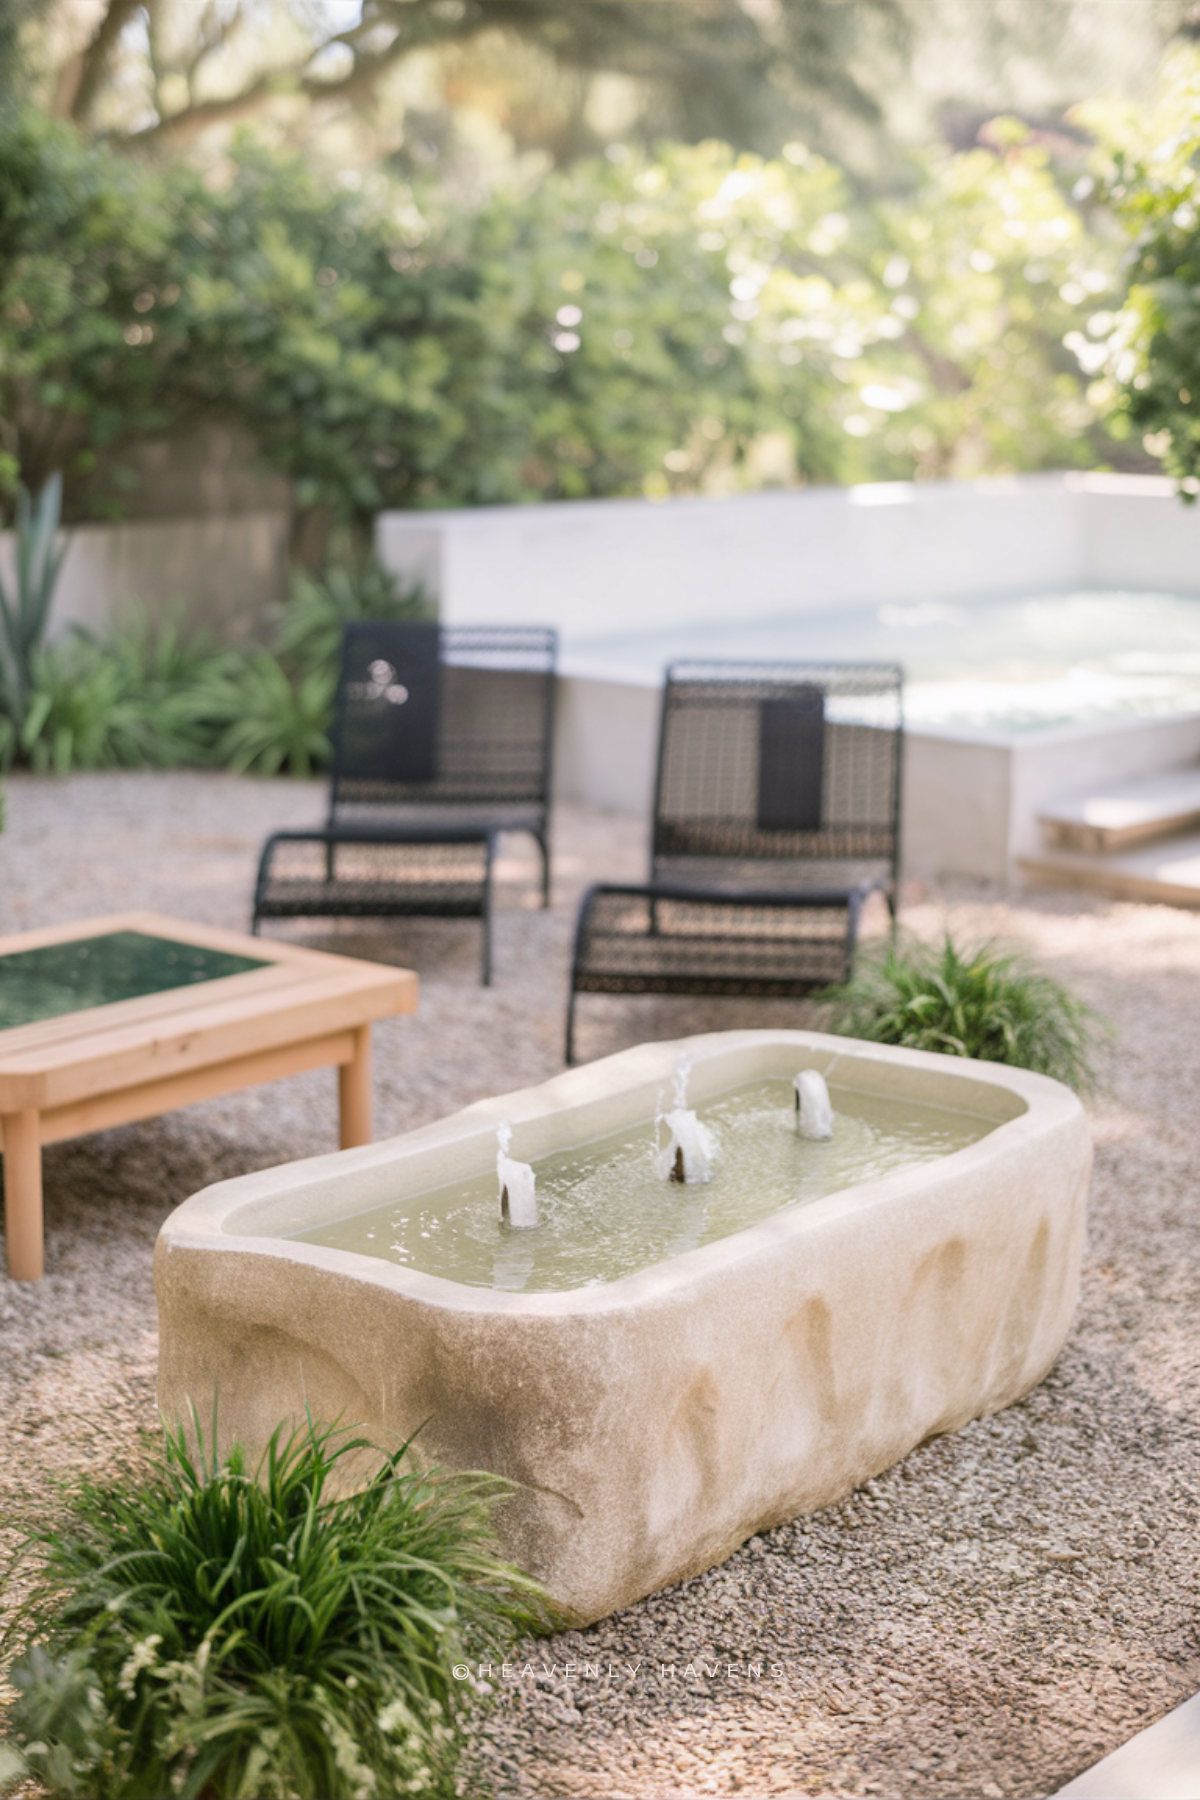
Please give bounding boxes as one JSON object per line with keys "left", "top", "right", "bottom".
{"left": 497, "top": 1123, "right": 538, "bottom": 1228}
{"left": 794, "top": 1069, "right": 834, "bottom": 1140}
{"left": 652, "top": 1057, "right": 717, "bottom": 1183}
{"left": 656, "top": 1106, "right": 717, "bottom": 1184}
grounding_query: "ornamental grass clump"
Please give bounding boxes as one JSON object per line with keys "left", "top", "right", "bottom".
{"left": 0, "top": 1416, "right": 552, "bottom": 1800}
{"left": 822, "top": 932, "right": 1101, "bottom": 1093}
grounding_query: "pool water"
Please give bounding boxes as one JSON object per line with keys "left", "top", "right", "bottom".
{"left": 568, "top": 589, "right": 1200, "bottom": 734}
{"left": 294, "top": 1076, "right": 997, "bottom": 1292}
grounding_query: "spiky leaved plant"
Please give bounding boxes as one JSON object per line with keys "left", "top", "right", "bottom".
{"left": 0, "top": 474, "right": 68, "bottom": 740}
{"left": 0, "top": 471, "right": 68, "bottom": 752}
{"left": 200, "top": 649, "right": 337, "bottom": 777}
{"left": 821, "top": 932, "right": 1101, "bottom": 1093}
{"left": 0, "top": 1416, "right": 552, "bottom": 1800}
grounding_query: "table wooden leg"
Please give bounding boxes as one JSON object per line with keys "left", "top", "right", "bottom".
{"left": 3, "top": 1108, "right": 44, "bottom": 1281}
{"left": 338, "top": 1025, "right": 372, "bottom": 1149}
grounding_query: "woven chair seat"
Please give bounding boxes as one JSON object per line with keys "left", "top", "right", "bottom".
{"left": 254, "top": 829, "right": 497, "bottom": 977}
{"left": 571, "top": 884, "right": 864, "bottom": 998}
{"left": 255, "top": 834, "right": 492, "bottom": 914}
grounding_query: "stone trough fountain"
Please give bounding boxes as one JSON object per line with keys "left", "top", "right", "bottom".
{"left": 156, "top": 1029, "right": 1091, "bottom": 1624}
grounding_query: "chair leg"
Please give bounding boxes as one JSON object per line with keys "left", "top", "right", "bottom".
{"left": 481, "top": 835, "right": 495, "bottom": 986}
{"left": 565, "top": 987, "right": 578, "bottom": 1066}
{"left": 536, "top": 830, "right": 551, "bottom": 908}
{"left": 250, "top": 838, "right": 275, "bottom": 936}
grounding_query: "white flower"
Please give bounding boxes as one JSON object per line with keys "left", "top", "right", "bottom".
{"left": 117, "top": 1634, "right": 163, "bottom": 1697}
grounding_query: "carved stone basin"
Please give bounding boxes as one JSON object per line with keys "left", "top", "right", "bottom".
{"left": 155, "top": 1029, "right": 1091, "bottom": 1624}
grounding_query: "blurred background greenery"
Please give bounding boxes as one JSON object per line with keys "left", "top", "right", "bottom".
{"left": 0, "top": 2, "right": 1199, "bottom": 545}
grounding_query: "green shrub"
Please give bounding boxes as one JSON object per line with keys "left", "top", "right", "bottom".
{"left": 103, "top": 604, "right": 233, "bottom": 702}
{"left": 2, "top": 611, "right": 233, "bottom": 773}
{"left": 821, "top": 933, "right": 1100, "bottom": 1092}
{"left": 1, "top": 106, "right": 1121, "bottom": 533}
{"left": 14, "top": 636, "right": 169, "bottom": 773}
{"left": 1, "top": 1416, "right": 551, "bottom": 1800}
{"left": 279, "top": 557, "right": 435, "bottom": 680}
{"left": 200, "top": 650, "right": 337, "bottom": 777}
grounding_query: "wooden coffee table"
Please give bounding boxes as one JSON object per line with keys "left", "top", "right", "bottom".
{"left": 0, "top": 912, "right": 418, "bottom": 1280}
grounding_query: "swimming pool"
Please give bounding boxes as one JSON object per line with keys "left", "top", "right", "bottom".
{"left": 567, "top": 589, "right": 1200, "bottom": 734}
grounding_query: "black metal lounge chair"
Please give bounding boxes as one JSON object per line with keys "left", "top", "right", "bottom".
{"left": 565, "top": 658, "right": 903, "bottom": 1062}
{"left": 252, "top": 620, "right": 557, "bottom": 984}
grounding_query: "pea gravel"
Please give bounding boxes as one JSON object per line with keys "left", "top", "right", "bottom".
{"left": 0, "top": 769, "right": 1197, "bottom": 1800}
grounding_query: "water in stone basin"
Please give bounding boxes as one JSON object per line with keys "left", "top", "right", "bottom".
{"left": 295, "top": 1077, "right": 996, "bottom": 1293}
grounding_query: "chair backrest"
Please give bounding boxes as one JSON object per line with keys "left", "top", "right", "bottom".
{"left": 650, "top": 659, "right": 903, "bottom": 893}
{"left": 329, "top": 622, "right": 557, "bottom": 819}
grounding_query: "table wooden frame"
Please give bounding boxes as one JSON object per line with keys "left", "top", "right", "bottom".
{"left": 0, "top": 912, "right": 418, "bottom": 1281}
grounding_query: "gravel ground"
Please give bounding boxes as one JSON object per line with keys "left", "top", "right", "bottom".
{"left": 0, "top": 769, "right": 1197, "bottom": 1800}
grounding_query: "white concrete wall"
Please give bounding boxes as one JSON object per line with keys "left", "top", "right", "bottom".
{"left": 0, "top": 510, "right": 289, "bottom": 644}
{"left": 379, "top": 474, "right": 1092, "bottom": 642}
{"left": 1077, "top": 471, "right": 1200, "bottom": 593}
{"left": 380, "top": 475, "right": 1200, "bottom": 641}
{"left": 900, "top": 709, "right": 1200, "bottom": 883}
{"left": 902, "top": 729, "right": 1014, "bottom": 883}
{"left": 552, "top": 667, "right": 660, "bottom": 818}
{"left": 9, "top": 470, "right": 1200, "bottom": 661}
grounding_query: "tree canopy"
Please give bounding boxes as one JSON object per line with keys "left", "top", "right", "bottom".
{"left": 16, "top": 0, "right": 1193, "bottom": 183}
{"left": 1, "top": 3, "right": 1191, "bottom": 527}
{"left": 0, "top": 101, "right": 1129, "bottom": 528}
{"left": 1079, "top": 46, "right": 1200, "bottom": 490}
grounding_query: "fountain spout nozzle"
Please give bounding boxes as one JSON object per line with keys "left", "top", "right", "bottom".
{"left": 655, "top": 1055, "right": 717, "bottom": 1184}
{"left": 497, "top": 1124, "right": 538, "bottom": 1229}
{"left": 658, "top": 1107, "right": 716, "bottom": 1184}
{"left": 795, "top": 1069, "right": 834, "bottom": 1140}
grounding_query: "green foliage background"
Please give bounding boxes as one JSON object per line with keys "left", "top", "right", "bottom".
{"left": 1078, "top": 49, "right": 1200, "bottom": 488}
{"left": 0, "top": 104, "right": 1129, "bottom": 532}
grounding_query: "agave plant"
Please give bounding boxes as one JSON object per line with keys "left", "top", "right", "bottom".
{"left": 0, "top": 476, "right": 68, "bottom": 735}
